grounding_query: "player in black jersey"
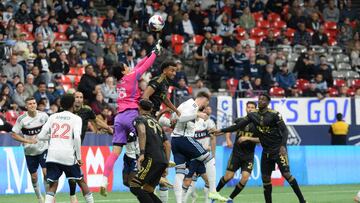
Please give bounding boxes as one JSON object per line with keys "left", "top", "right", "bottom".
{"left": 142, "top": 60, "right": 180, "bottom": 116}
{"left": 214, "top": 101, "right": 259, "bottom": 202}
{"left": 212, "top": 93, "right": 306, "bottom": 203}
{"left": 130, "top": 99, "right": 171, "bottom": 203}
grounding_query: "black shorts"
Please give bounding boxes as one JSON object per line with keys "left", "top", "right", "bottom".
{"left": 226, "top": 153, "right": 254, "bottom": 174}
{"left": 131, "top": 157, "right": 167, "bottom": 188}
{"left": 186, "top": 160, "right": 206, "bottom": 178}
{"left": 46, "top": 162, "right": 83, "bottom": 182}
{"left": 123, "top": 154, "right": 138, "bottom": 174}
{"left": 25, "top": 150, "right": 47, "bottom": 174}
{"left": 261, "top": 152, "right": 290, "bottom": 176}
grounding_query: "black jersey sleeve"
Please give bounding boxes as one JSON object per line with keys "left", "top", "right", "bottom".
{"left": 221, "top": 117, "right": 251, "bottom": 133}
{"left": 133, "top": 116, "right": 146, "bottom": 127}
{"left": 148, "top": 79, "right": 160, "bottom": 91}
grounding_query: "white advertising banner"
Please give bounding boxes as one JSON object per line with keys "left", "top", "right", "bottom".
{"left": 216, "top": 96, "right": 233, "bottom": 129}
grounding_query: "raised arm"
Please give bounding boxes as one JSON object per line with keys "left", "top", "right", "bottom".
{"left": 135, "top": 52, "right": 157, "bottom": 78}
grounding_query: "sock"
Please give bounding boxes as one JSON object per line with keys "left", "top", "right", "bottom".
{"left": 204, "top": 185, "right": 210, "bottom": 203}
{"left": 104, "top": 152, "right": 119, "bottom": 178}
{"left": 229, "top": 182, "right": 245, "bottom": 199}
{"left": 182, "top": 185, "right": 189, "bottom": 201}
{"left": 70, "top": 195, "right": 78, "bottom": 202}
{"left": 68, "top": 179, "right": 77, "bottom": 196}
{"left": 149, "top": 192, "right": 162, "bottom": 203}
{"left": 288, "top": 177, "right": 305, "bottom": 202}
{"left": 205, "top": 158, "right": 216, "bottom": 192}
{"left": 43, "top": 181, "right": 49, "bottom": 193}
{"left": 263, "top": 184, "right": 272, "bottom": 203}
{"left": 84, "top": 192, "right": 94, "bottom": 203}
{"left": 32, "top": 182, "right": 42, "bottom": 199}
{"left": 159, "top": 186, "right": 169, "bottom": 203}
{"left": 130, "top": 187, "right": 153, "bottom": 202}
{"left": 174, "top": 173, "right": 185, "bottom": 203}
{"left": 216, "top": 176, "right": 229, "bottom": 192}
{"left": 45, "top": 192, "right": 55, "bottom": 203}
{"left": 184, "top": 181, "right": 196, "bottom": 203}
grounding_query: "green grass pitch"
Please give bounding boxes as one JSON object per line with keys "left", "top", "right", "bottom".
{"left": 0, "top": 184, "right": 359, "bottom": 203}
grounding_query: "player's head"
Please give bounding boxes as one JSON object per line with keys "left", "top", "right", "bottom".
{"left": 112, "top": 62, "right": 130, "bottom": 81}
{"left": 161, "top": 61, "right": 177, "bottom": 80}
{"left": 25, "top": 97, "right": 37, "bottom": 112}
{"left": 195, "top": 91, "right": 210, "bottom": 109}
{"left": 203, "top": 106, "right": 212, "bottom": 115}
{"left": 258, "top": 93, "right": 271, "bottom": 109}
{"left": 336, "top": 113, "right": 343, "bottom": 121}
{"left": 74, "top": 91, "right": 84, "bottom": 107}
{"left": 139, "top": 99, "right": 153, "bottom": 115}
{"left": 246, "top": 101, "right": 257, "bottom": 114}
{"left": 60, "top": 94, "right": 75, "bottom": 111}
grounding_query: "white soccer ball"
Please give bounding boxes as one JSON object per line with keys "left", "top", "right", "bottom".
{"left": 148, "top": 15, "right": 165, "bottom": 32}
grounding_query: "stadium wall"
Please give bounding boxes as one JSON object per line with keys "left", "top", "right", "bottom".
{"left": 1, "top": 146, "right": 360, "bottom": 195}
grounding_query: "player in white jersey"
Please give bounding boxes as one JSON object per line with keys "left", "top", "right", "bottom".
{"left": 171, "top": 92, "right": 227, "bottom": 203}
{"left": 183, "top": 106, "right": 217, "bottom": 203}
{"left": 122, "top": 132, "right": 140, "bottom": 187}
{"left": 11, "top": 97, "right": 49, "bottom": 203}
{"left": 36, "top": 95, "right": 94, "bottom": 203}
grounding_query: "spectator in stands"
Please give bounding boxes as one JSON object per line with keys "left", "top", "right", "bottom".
{"left": 178, "top": 12, "right": 195, "bottom": 41}
{"left": 161, "top": 15, "right": 176, "bottom": 47}
{"left": 0, "top": 15, "right": 5, "bottom": 35}
{"left": 50, "top": 51, "right": 70, "bottom": 76}
{"left": 241, "top": 33, "right": 256, "bottom": 50}
{"left": 29, "top": 2, "right": 43, "bottom": 21}
{"left": 6, "top": 18, "right": 19, "bottom": 40}
{"left": 70, "top": 25, "right": 89, "bottom": 41}
{"left": 48, "top": 16, "right": 58, "bottom": 32}
{"left": 329, "top": 113, "right": 349, "bottom": 145}
{"left": 192, "top": 79, "right": 211, "bottom": 98}
{"left": 35, "top": 18, "right": 54, "bottom": 43}
{"left": 155, "top": 3, "right": 168, "bottom": 23}
{"left": 174, "top": 60, "right": 188, "bottom": 85}
{"left": 118, "top": 42, "right": 131, "bottom": 64}
{"left": 355, "top": 89, "right": 360, "bottom": 97}
{"left": 30, "top": 66, "right": 44, "bottom": 86}
{"left": 252, "top": 77, "right": 264, "bottom": 92}
{"left": 141, "top": 34, "right": 155, "bottom": 54}
{"left": 339, "top": 86, "right": 349, "bottom": 97}
{"left": 232, "top": 43, "right": 249, "bottom": 79}
{"left": 266, "top": 0, "right": 284, "bottom": 14}
{"left": 306, "top": 12, "right": 321, "bottom": 32}
{"left": 207, "top": 43, "right": 225, "bottom": 90}
{"left": 33, "top": 49, "right": 50, "bottom": 83}
{"left": 67, "top": 46, "right": 80, "bottom": 67}
{"left": 315, "top": 56, "right": 333, "bottom": 87}
{"left": 93, "top": 56, "right": 106, "bottom": 75}
{"left": 262, "top": 64, "right": 276, "bottom": 91}
{"left": 199, "top": 17, "right": 215, "bottom": 35}
{"left": 293, "top": 53, "right": 315, "bottom": 81}
{"left": 24, "top": 74, "right": 37, "bottom": 98}
{"left": 171, "top": 78, "right": 190, "bottom": 106}
{"left": 32, "top": 33, "right": 44, "bottom": 54}
{"left": 93, "top": 105, "right": 113, "bottom": 133}
{"left": 47, "top": 82, "right": 61, "bottom": 101}
{"left": 86, "top": 1, "right": 100, "bottom": 17}
{"left": 66, "top": 18, "right": 81, "bottom": 39}
{"left": 313, "top": 73, "right": 328, "bottom": 92}
{"left": 3, "top": 55, "right": 24, "bottom": 83}
{"left": 323, "top": 0, "right": 340, "bottom": 22}
{"left": 238, "top": 75, "right": 253, "bottom": 97}
{"left": 104, "top": 44, "right": 118, "bottom": 66}
{"left": 82, "top": 32, "right": 104, "bottom": 63}
{"left": 12, "top": 33, "right": 29, "bottom": 69}
{"left": 77, "top": 64, "right": 102, "bottom": 103}
{"left": 33, "top": 82, "right": 56, "bottom": 107}
{"left": 303, "top": 0, "right": 318, "bottom": 18}
{"left": 90, "top": 91, "right": 107, "bottom": 115}
{"left": 14, "top": 2, "right": 31, "bottom": 24}
{"left": 287, "top": 7, "right": 307, "bottom": 29}
{"left": 237, "top": 7, "right": 255, "bottom": 32}
{"left": 276, "top": 63, "right": 296, "bottom": 96}
{"left": 340, "top": 1, "right": 357, "bottom": 22}
{"left": 256, "top": 46, "right": 269, "bottom": 68}
{"left": 79, "top": 51, "right": 90, "bottom": 66}
{"left": 88, "top": 16, "right": 104, "bottom": 41}
{"left": 261, "top": 29, "right": 282, "bottom": 50}
{"left": 0, "top": 84, "right": 13, "bottom": 111}
{"left": 312, "top": 25, "right": 329, "bottom": 46}
{"left": 49, "top": 43, "right": 62, "bottom": 65}
{"left": 248, "top": 55, "right": 262, "bottom": 80}
{"left": 12, "top": 82, "right": 27, "bottom": 110}
{"left": 100, "top": 76, "right": 117, "bottom": 110}
{"left": 302, "top": 82, "right": 324, "bottom": 99}
{"left": 250, "top": 0, "right": 265, "bottom": 12}
{"left": 337, "top": 24, "right": 353, "bottom": 50}
{"left": 102, "top": 9, "right": 118, "bottom": 35}
{"left": 351, "top": 41, "right": 360, "bottom": 70}
{"left": 118, "top": 21, "right": 133, "bottom": 42}
{"left": 244, "top": 44, "right": 255, "bottom": 59}
{"left": 294, "top": 22, "right": 312, "bottom": 46}
{"left": 189, "top": 3, "right": 204, "bottom": 34}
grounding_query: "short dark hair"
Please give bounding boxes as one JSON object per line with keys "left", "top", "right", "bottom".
{"left": 246, "top": 101, "right": 257, "bottom": 108}
{"left": 196, "top": 91, "right": 210, "bottom": 100}
{"left": 260, "top": 93, "right": 271, "bottom": 102}
{"left": 60, "top": 95, "right": 75, "bottom": 110}
{"left": 112, "top": 63, "right": 126, "bottom": 81}
{"left": 25, "top": 97, "right": 36, "bottom": 103}
{"left": 336, "top": 113, "right": 343, "bottom": 121}
{"left": 160, "top": 61, "right": 177, "bottom": 72}
{"left": 139, "top": 99, "right": 153, "bottom": 111}
{"left": 38, "top": 81, "right": 46, "bottom": 87}
{"left": 15, "top": 82, "right": 24, "bottom": 88}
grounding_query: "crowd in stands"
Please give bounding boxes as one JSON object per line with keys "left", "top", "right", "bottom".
{"left": 0, "top": 0, "right": 360, "bottom": 128}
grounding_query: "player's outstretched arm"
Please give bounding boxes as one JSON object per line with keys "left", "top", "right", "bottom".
{"left": 238, "top": 136, "right": 260, "bottom": 144}
{"left": 220, "top": 117, "right": 251, "bottom": 133}
{"left": 163, "top": 140, "right": 171, "bottom": 162}
{"left": 92, "top": 117, "right": 113, "bottom": 134}
{"left": 163, "top": 97, "right": 181, "bottom": 117}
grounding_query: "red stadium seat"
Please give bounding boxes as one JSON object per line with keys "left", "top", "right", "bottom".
{"left": 282, "top": 5, "right": 290, "bottom": 16}
{"left": 327, "top": 87, "right": 339, "bottom": 97}
{"left": 251, "top": 36, "right": 263, "bottom": 45}
{"left": 252, "top": 12, "right": 264, "bottom": 22}
{"left": 212, "top": 35, "right": 223, "bottom": 45}
{"left": 98, "top": 16, "right": 106, "bottom": 26}
{"left": 271, "top": 28, "right": 281, "bottom": 37}
{"left": 307, "top": 29, "right": 314, "bottom": 36}
{"left": 333, "top": 79, "right": 346, "bottom": 88}
{"left": 284, "top": 28, "right": 296, "bottom": 38}
{"left": 347, "top": 88, "right": 355, "bottom": 97}
{"left": 235, "top": 27, "right": 246, "bottom": 41}
{"left": 226, "top": 78, "right": 239, "bottom": 97}
{"left": 324, "top": 30, "right": 337, "bottom": 38}
{"left": 5, "top": 110, "right": 19, "bottom": 126}
{"left": 24, "top": 24, "right": 33, "bottom": 32}
{"left": 267, "top": 12, "right": 281, "bottom": 23}
{"left": 296, "top": 79, "right": 310, "bottom": 91}
{"left": 257, "top": 20, "right": 270, "bottom": 30}
{"left": 193, "top": 35, "right": 204, "bottom": 45}
{"left": 250, "top": 27, "right": 265, "bottom": 38}
{"left": 16, "top": 24, "right": 24, "bottom": 31}
{"left": 63, "top": 84, "right": 73, "bottom": 92}
{"left": 351, "top": 79, "right": 360, "bottom": 89}
{"left": 74, "top": 76, "right": 81, "bottom": 86}
{"left": 23, "top": 32, "right": 34, "bottom": 41}
{"left": 57, "top": 24, "right": 69, "bottom": 33}
{"left": 171, "top": 34, "right": 185, "bottom": 55}
{"left": 55, "top": 33, "right": 68, "bottom": 41}
{"left": 272, "top": 20, "right": 287, "bottom": 29}
{"left": 269, "top": 87, "right": 285, "bottom": 97}
{"left": 61, "top": 75, "right": 72, "bottom": 84}
{"left": 104, "top": 33, "right": 115, "bottom": 42}
{"left": 328, "top": 38, "right": 337, "bottom": 46}
{"left": 324, "top": 21, "right": 337, "bottom": 30}
{"left": 68, "top": 67, "right": 78, "bottom": 75}
{"left": 350, "top": 20, "right": 357, "bottom": 29}
{"left": 78, "top": 67, "right": 85, "bottom": 75}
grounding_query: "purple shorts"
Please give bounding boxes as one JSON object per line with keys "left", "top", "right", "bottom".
{"left": 113, "top": 109, "right": 139, "bottom": 145}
